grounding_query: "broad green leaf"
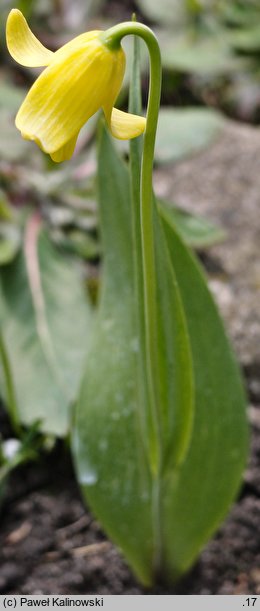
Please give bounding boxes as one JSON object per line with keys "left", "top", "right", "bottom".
{"left": 157, "top": 199, "right": 226, "bottom": 248}
{"left": 158, "top": 213, "right": 248, "bottom": 579}
{"left": 0, "top": 224, "right": 92, "bottom": 436}
{"left": 74, "top": 125, "right": 247, "bottom": 584}
{"left": 155, "top": 108, "right": 225, "bottom": 164}
{"left": 74, "top": 127, "right": 155, "bottom": 584}
{"left": 73, "top": 29, "right": 247, "bottom": 587}
{"left": 74, "top": 125, "right": 194, "bottom": 586}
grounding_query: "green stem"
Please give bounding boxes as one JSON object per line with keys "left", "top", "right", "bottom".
{"left": 128, "top": 36, "right": 147, "bottom": 448}
{"left": 101, "top": 22, "right": 162, "bottom": 471}
{"left": 102, "top": 22, "right": 162, "bottom": 573}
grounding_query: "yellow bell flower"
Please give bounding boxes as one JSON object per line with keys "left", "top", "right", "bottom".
{"left": 6, "top": 9, "right": 146, "bottom": 162}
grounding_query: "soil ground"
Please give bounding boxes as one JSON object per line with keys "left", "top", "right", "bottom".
{"left": 0, "top": 120, "right": 259, "bottom": 594}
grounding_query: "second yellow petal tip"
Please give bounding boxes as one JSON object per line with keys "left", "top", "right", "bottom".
{"left": 110, "top": 108, "right": 146, "bottom": 140}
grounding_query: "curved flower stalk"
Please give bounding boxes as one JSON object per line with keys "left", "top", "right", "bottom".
{"left": 6, "top": 9, "right": 146, "bottom": 162}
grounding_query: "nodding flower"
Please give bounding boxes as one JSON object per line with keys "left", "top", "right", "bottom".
{"left": 6, "top": 9, "right": 146, "bottom": 162}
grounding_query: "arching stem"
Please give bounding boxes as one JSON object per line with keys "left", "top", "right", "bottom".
{"left": 101, "top": 23, "right": 162, "bottom": 473}
{"left": 101, "top": 23, "right": 162, "bottom": 573}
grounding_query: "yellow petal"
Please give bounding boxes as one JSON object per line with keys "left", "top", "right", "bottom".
{"left": 102, "top": 50, "right": 126, "bottom": 124}
{"left": 50, "top": 132, "right": 79, "bottom": 163}
{"left": 52, "top": 31, "right": 102, "bottom": 61}
{"left": 109, "top": 108, "right": 146, "bottom": 140}
{"left": 6, "top": 9, "right": 54, "bottom": 67}
{"left": 16, "top": 36, "right": 125, "bottom": 154}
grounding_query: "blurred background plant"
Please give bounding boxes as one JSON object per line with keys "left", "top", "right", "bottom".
{"left": 0, "top": 0, "right": 259, "bottom": 498}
